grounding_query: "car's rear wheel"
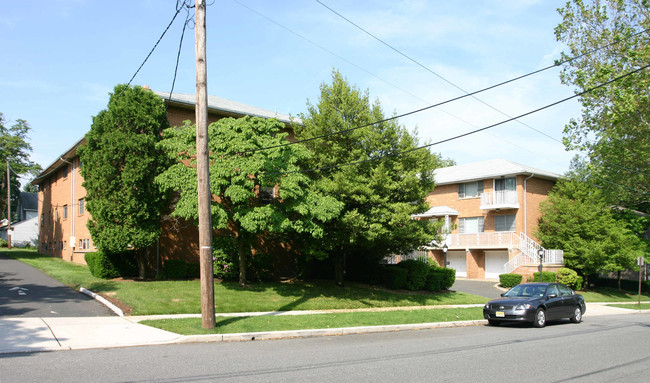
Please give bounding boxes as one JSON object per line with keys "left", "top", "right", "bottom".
{"left": 570, "top": 306, "right": 583, "bottom": 323}
{"left": 533, "top": 308, "right": 546, "bottom": 328}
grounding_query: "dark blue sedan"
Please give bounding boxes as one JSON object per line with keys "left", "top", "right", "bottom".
{"left": 483, "top": 282, "right": 586, "bottom": 327}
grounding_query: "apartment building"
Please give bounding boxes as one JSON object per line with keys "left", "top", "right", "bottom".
{"left": 32, "top": 89, "right": 296, "bottom": 264}
{"left": 416, "top": 159, "right": 564, "bottom": 280}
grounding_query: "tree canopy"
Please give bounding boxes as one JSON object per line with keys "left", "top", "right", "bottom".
{"left": 77, "top": 84, "right": 170, "bottom": 276}
{"left": 555, "top": 0, "right": 650, "bottom": 211}
{"left": 156, "top": 116, "right": 342, "bottom": 285}
{"left": 0, "top": 112, "right": 41, "bottom": 221}
{"left": 536, "top": 175, "right": 645, "bottom": 286}
{"left": 295, "top": 70, "right": 446, "bottom": 285}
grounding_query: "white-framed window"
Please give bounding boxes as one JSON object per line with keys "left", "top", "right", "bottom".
{"left": 495, "top": 177, "right": 516, "bottom": 192}
{"left": 63, "top": 205, "right": 68, "bottom": 219}
{"left": 458, "top": 217, "right": 484, "bottom": 233}
{"left": 79, "top": 238, "right": 91, "bottom": 250}
{"left": 494, "top": 214, "right": 516, "bottom": 232}
{"left": 78, "top": 198, "right": 85, "bottom": 215}
{"left": 458, "top": 181, "right": 483, "bottom": 199}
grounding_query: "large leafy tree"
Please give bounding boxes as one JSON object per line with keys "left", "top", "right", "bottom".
{"left": 78, "top": 84, "right": 170, "bottom": 277}
{"left": 536, "top": 175, "right": 645, "bottom": 288}
{"left": 0, "top": 113, "right": 42, "bottom": 221}
{"left": 295, "top": 70, "right": 446, "bottom": 285}
{"left": 156, "top": 116, "right": 342, "bottom": 285}
{"left": 555, "top": 0, "right": 650, "bottom": 212}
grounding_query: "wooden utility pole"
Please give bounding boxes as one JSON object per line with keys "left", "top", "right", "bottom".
{"left": 6, "top": 161, "right": 11, "bottom": 249}
{"left": 195, "top": 0, "right": 215, "bottom": 329}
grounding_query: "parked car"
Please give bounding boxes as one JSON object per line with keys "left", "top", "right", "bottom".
{"left": 483, "top": 282, "right": 586, "bottom": 327}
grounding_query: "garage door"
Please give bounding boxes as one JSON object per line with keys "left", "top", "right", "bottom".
{"left": 446, "top": 251, "right": 467, "bottom": 278}
{"left": 485, "top": 251, "right": 510, "bottom": 279}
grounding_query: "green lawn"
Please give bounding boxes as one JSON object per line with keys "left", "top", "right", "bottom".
{"left": 3, "top": 249, "right": 487, "bottom": 315}
{"left": 141, "top": 307, "right": 485, "bottom": 335}
{"left": 607, "top": 303, "right": 650, "bottom": 310}
{"left": 578, "top": 287, "right": 650, "bottom": 303}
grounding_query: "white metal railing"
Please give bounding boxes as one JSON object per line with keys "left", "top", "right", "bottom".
{"left": 503, "top": 233, "right": 564, "bottom": 273}
{"left": 480, "top": 190, "right": 519, "bottom": 209}
{"left": 383, "top": 249, "right": 429, "bottom": 264}
{"left": 445, "top": 231, "right": 518, "bottom": 248}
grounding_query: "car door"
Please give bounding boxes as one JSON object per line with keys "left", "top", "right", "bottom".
{"left": 557, "top": 284, "right": 577, "bottom": 317}
{"left": 544, "top": 284, "right": 564, "bottom": 320}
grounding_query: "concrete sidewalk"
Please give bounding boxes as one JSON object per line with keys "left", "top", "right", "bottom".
{"left": 1, "top": 302, "right": 647, "bottom": 354}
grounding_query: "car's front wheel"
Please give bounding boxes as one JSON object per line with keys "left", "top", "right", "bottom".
{"left": 570, "top": 306, "right": 583, "bottom": 323}
{"left": 533, "top": 308, "right": 546, "bottom": 328}
{"left": 488, "top": 319, "right": 499, "bottom": 326}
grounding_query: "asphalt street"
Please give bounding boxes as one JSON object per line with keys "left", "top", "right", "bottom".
{"left": 0, "top": 313, "right": 647, "bottom": 382}
{"left": 0, "top": 253, "right": 113, "bottom": 317}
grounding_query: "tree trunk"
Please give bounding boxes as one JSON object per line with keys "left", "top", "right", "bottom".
{"left": 237, "top": 233, "right": 247, "bottom": 286}
{"left": 617, "top": 270, "right": 622, "bottom": 291}
{"left": 136, "top": 248, "right": 147, "bottom": 279}
{"left": 334, "top": 247, "right": 345, "bottom": 287}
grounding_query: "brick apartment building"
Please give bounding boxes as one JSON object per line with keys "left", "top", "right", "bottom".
{"left": 32, "top": 89, "right": 296, "bottom": 265}
{"left": 416, "top": 159, "right": 564, "bottom": 280}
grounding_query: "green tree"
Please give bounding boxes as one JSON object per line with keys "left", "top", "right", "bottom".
{"left": 295, "top": 70, "right": 445, "bottom": 285}
{"left": 156, "top": 116, "right": 342, "bottom": 285}
{"left": 77, "top": 84, "right": 170, "bottom": 278}
{"left": 536, "top": 176, "right": 645, "bottom": 288}
{"left": 555, "top": 0, "right": 650, "bottom": 212}
{"left": 0, "top": 113, "right": 42, "bottom": 221}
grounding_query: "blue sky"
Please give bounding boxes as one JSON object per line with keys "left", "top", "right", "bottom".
{"left": 1, "top": 0, "right": 581, "bottom": 181}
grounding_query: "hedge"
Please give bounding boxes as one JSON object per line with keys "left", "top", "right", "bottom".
{"left": 382, "top": 266, "right": 408, "bottom": 290}
{"left": 397, "top": 259, "right": 429, "bottom": 291}
{"left": 499, "top": 273, "right": 522, "bottom": 288}
{"left": 555, "top": 268, "right": 583, "bottom": 290}
{"left": 531, "top": 271, "right": 557, "bottom": 282}
{"left": 425, "top": 270, "right": 443, "bottom": 291}
{"left": 162, "top": 259, "right": 187, "bottom": 280}
{"left": 84, "top": 252, "right": 121, "bottom": 279}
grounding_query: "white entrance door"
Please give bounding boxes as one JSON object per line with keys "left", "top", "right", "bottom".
{"left": 485, "top": 251, "right": 510, "bottom": 279}
{"left": 447, "top": 251, "right": 467, "bottom": 278}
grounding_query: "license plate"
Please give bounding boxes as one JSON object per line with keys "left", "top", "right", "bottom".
{"left": 496, "top": 311, "right": 505, "bottom": 318}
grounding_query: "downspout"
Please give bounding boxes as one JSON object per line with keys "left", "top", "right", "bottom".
{"left": 60, "top": 157, "right": 74, "bottom": 261}
{"left": 523, "top": 173, "right": 535, "bottom": 238}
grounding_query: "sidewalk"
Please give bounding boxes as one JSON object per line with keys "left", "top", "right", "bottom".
{"left": 1, "top": 302, "right": 648, "bottom": 354}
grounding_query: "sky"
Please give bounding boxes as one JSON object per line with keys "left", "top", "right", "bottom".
{"left": 1, "top": 0, "right": 583, "bottom": 183}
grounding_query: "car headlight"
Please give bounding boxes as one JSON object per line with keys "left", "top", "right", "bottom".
{"left": 515, "top": 303, "right": 532, "bottom": 310}
{"left": 484, "top": 303, "right": 490, "bottom": 309}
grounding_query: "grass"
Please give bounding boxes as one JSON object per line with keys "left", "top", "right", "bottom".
{"left": 578, "top": 287, "right": 650, "bottom": 303}
{"left": 141, "top": 307, "right": 485, "bottom": 335}
{"left": 607, "top": 303, "right": 650, "bottom": 310}
{"left": 3, "top": 249, "right": 487, "bottom": 315}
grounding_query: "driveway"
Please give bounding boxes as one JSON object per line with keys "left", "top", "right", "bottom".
{"left": 450, "top": 278, "right": 505, "bottom": 299}
{"left": 0, "top": 253, "right": 113, "bottom": 317}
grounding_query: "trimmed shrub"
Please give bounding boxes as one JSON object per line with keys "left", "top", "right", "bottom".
{"left": 555, "top": 268, "right": 583, "bottom": 290}
{"left": 499, "top": 273, "right": 523, "bottom": 288}
{"left": 532, "top": 271, "right": 557, "bottom": 282}
{"left": 0, "top": 238, "right": 8, "bottom": 247}
{"left": 425, "top": 270, "right": 443, "bottom": 291}
{"left": 438, "top": 267, "right": 456, "bottom": 290}
{"left": 85, "top": 251, "right": 120, "bottom": 279}
{"left": 382, "top": 265, "right": 408, "bottom": 290}
{"left": 162, "top": 259, "right": 187, "bottom": 279}
{"left": 187, "top": 262, "right": 200, "bottom": 279}
{"left": 397, "top": 259, "right": 430, "bottom": 291}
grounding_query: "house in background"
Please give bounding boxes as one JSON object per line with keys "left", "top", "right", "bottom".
{"left": 415, "top": 159, "right": 564, "bottom": 280}
{"left": 0, "top": 192, "right": 39, "bottom": 247}
{"left": 32, "top": 89, "right": 296, "bottom": 266}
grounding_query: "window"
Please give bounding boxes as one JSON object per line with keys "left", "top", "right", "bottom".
{"left": 78, "top": 198, "right": 85, "bottom": 215}
{"left": 494, "top": 214, "right": 516, "bottom": 232}
{"left": 458, "top": 217, "right": 484, "bottom": 233}
{"left": 558, "top": 284, "right": 573, "bottom": 296}
{"left": 495, "top": 177, "right": 516, "bottom": 191}
{"left": 79, "top": 238, "right": 91, "bottom": 250}
{"left": 63, "top": 205, "right": 68, "bottom": 219}
{"left": 63, "top": 165, "right": 69, "bottom": 179}
{"left": 458, "top": 181, "right": 483, "bottom": 199}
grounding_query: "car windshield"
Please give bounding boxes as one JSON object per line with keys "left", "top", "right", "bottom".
{"left": 504, "top": 285, "right": 546, "bottom": 298}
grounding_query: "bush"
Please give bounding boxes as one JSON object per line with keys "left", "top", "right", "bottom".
{"left": 382, "top": 265, "right": 408, "bottom": 290}
{"left": 162, "top": 259, "right": 187, "bottom": 279}
{"left": 555, "top": 268, "right": 583, "bottom": 290}
{"left": 532, "top": 271, "right": 557, "bottom": 282}
{"left": 499, "top": 273, "right": 523, "bottom": 288}
{"left": 425, "top": 270, "right": 443, "bottom": 291}
{"left": 186, "top": 262, "right": 200, "bottom": 279}
{"left": 84, "top": 251, "right": 120, "bottom": 279}
{"left": 397, "top": 259, "right": 430, "bottom": 291}
{"left": 438, "top": 267, "right": 456, "bottom": 289}
{"left": 0, "top": 238, "right": 7, "bottom": 247}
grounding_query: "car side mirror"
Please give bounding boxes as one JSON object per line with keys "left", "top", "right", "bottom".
{"left": 547, "top": 293, "right": 557, "bottom": 299}
{"left": 500, "top": 293, "right": 506, "bottom": 297}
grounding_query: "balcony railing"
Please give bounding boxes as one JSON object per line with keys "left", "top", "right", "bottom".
{"left": 480, "top": 190, "right": 519, "bottom": 210}
{"left": 445, "top": 231, "right": 518, "bottom": 249}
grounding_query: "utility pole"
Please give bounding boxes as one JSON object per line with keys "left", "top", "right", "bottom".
{"left": 6, "top": 161, "right": 11, "bottom": 249}
{"left": 195, "top": 0, "right": 215, "bottom": 329}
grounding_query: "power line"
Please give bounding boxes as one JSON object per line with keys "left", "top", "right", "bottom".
{"left": 169, "top": 5, "right": 193, "bottom": 100}
{"left": 261, "top": 63, "right": 650, "bottom": 184}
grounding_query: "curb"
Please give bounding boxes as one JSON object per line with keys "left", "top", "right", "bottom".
{"left": 79, "top": 287, "right": 124, "bottom": 317}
